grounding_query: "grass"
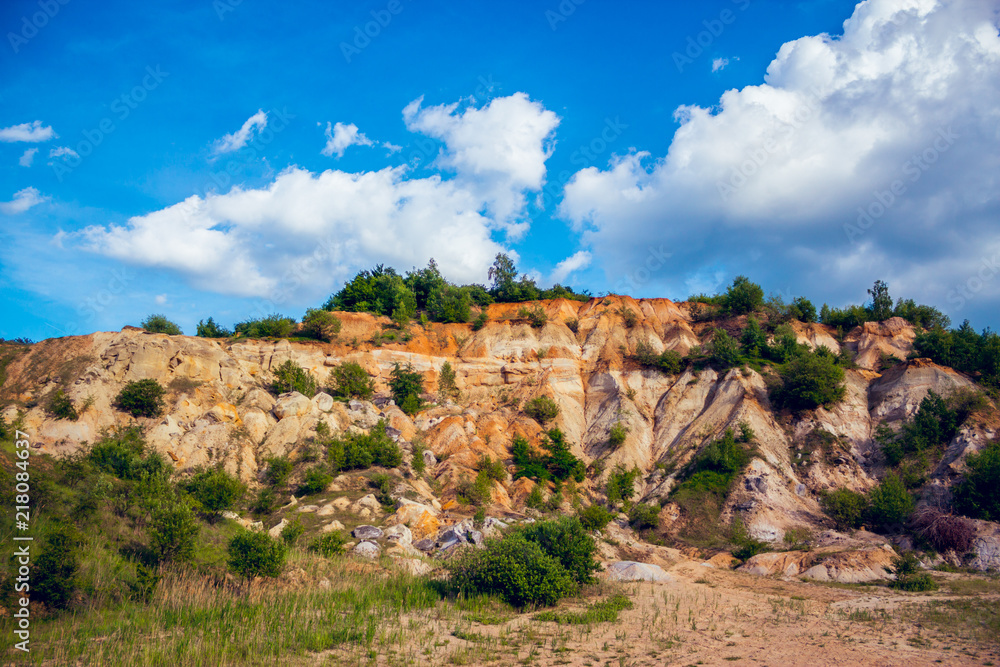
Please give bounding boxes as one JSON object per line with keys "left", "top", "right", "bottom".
{"left": 533, "top": 594, "right": 633, "bottom": 625}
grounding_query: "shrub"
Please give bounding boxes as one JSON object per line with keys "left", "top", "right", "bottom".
{"left": 472, "top": 311, "right": 488, "bottom": 331}
{"left": 308, "top": 532, "right": 348, "bottom": 557}
{"left": 605, "top": 464, "right": 640, "bottom": 506}
{"left": 411, "top": 441, "right": 427, "bottom": 475}
{"left": 889, "top": 552, "right": 937, "bottom": 591}
{"left": 301, "top": 308, "right": 342, "bottom": 341}
{"left": 608, "top": 421, "right": 628, "bottom": 448}
{"left": 628, "top": 503, "right": 661, "bottom": 530}
{"left": 514, "top": 517, "right": 600, "bottom": 586}
{"left": 565, "top": 317, "right": 579, "bottom": 333}
{"left": 578, "top": 504, "right": 613, "bottom": 531}
{"left": 789, "top": 297, "right": 817, "bottom": 323}
{"left": 630, "top": 341, "right": 682, "bottom": 374}
{"left": 389, "top": 362, "right": 423, "bottom": 415}
{"left": 141, "top": 314, "right": 182, "bottom": 335}
{"left": 116, "top": 379, "right": 166, "bottom": 418}
{"left": 525, "top": 396, "right": 559, "bottom": 424}
{"left": 525, "top": 484, "right": 545, "bottom": 509}
{"left": 280, "top": 519, "right": 305, "bottom": 546}
{"left": 227, "top": 530, "right": 287, "bottom": 579}
{"left": 48, "top": 389, "right": 78, "bottom": 420}
{"left": 235, "top": 314, "right": 297, "bottom": 339}
{"left": 730, "top": 517, "right": 768, "bottom": 562}
{"left": 710, "top": 329, "right": 742, "bottom": 370}
{"left": 911, "top": 507, "right": 976, "bottom": 553}
{"left": 723, "top": 276, "right": 764, "bottom": 315}
{"left": 448, "top": 532, "right": 576, "bottom": 608}
{"left": 326, "top": 420, "right": 402, "bottom": 471}
{"left": 772, "top": 350, "right": 846, "bottom": 411}
{"left": 250, "top": 487, "right": 278, "bottom": 515}
{"left": 518, "top": 304, "right": 548, "bottom": 328}
{"left": 476, "top": 454, "right": 506, "bottom": 482}
{"left": 867, "top": 475, "right": 914, "bottom": 531}
{"left": 182, "top": 466, "right": 246, "bottom": 521}
{"left": 88, "top": 426, "right": 166, "bottom": 481}
{"left": 327, "top": 362, "right": 375, "bottom": 400}
{"left": 32, "top": 523, "right": 80, "bottom": 610}
{"left": 196, "top": 317, "right": 231, "bottom": 338}
{"left": 457, "top": 471, "right": 493, "bottom": 506}
{"left": 952, "top": 439, "right": 1000, "bottom": 521}
{"left": 618, "top": 306, "right": 638, "bottom": 328}
{"left": 820, "top": 488, "right": 869, "bottom": 531}
{"left": 270, "top": 360, "right": 318, "bottom": 397}
{"left": 427, "top": 284, "right": 472, "bottom": 323}
{"left": 149, "top": 501, "right": 200, "bottom": 563}
{"left": 263, "top": 455, "right": 293, "bottom": 487}
{"left": 438, "top": 361, "right": 458, "bottom": 400}
{"left": 326, "top": 265, "right": 416, "bottom": 317}
{"left": 297, "top": 466, "right": 332, "bottom": 495}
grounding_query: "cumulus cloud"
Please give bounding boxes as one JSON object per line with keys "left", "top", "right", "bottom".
{"left": 712, "top": 57, "right": 730, "bottom": 72}
{"left": 0, "top": 121, "right": 55, "bottom": 142}
{"left": 1, "top": 187, "right": 47, "bottom": 214}
{"left": 77, "top": 93, "right": 560, "bottom": 302}
{"left": 321, "top": 121, "right": 373, "bottom": 158}
{"left": 550, "top": 250, "right": 592, "bottom": 284}
{"left": 560, "top": 0, "right": 1000, "bottom": 317}
{"left": 49, "top": 146, "right": 79, "bottom": 159}
{"left": 211, "top": 110, "right": 267, "bottom": 156}
{"left": 403, "top": 92, "right": 560, "bottom": 235}
{"left": 18, "top": 148, "right": 37, "bottom": 167}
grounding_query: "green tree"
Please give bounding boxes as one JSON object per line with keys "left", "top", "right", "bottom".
{"left": 952, "top": 439, "right": 1000, "bottom": 521}
{"left": 389, "top": 362, "right": 424, "bottom": 414}
{"left": 271, "top": 359, "right": 318, "bottom": 397}
{"left": 234, "top": 314, "right": 296, "bottom": 338}
{"left": 149, "top": 500, "right": 200, "bottom": 563}
{"left": 711, "top": 329, "right": 742, "bottom": 369}
{"left": 404, "top": 258, "right": 447, "bottom": 310}
{"left": 32, "top": 523, "right": 80, "bottom": 610}
{"left": 867, "top": 279, "right": 893, "bottom": 322}
{"left": 227, "top": 530, "right": 287, "bottom": 580}
{"left": 427, "top": 284, "right": 472, "bottom": 323}
{"left": 438, "top": 360, "right": 458, "bottom": 400}
{"left": 300, "top": 308, "right": 342, "bottom": 341}
{"left": 723, "top": 276, "right": 764, "bottom": 315}
{"left": 141, "top": 314, "right": 182, "bottom": 335}
{"left": 525, "top": 396, "right": 559, "bottom": 424}
{"left": 773, "top": 350, "right": 846, "bottom": 410}
{"left": 867, "top": 475, "right": 914, "bottom": 531}
{"left": 605, "top": 464, "right": 640, "bottom": 506}
{"left": 196, "top": 317, "right": 231, "bottom": 338}
{"left": 182, "top": 465, "right": 246, "bottom": 521}
{"left": 488, "top": 253, "right": 518, "bottom": 301}
{"left": 327, "top": 362, "right": 375, "bottom": 400}
{"left": 820, "top": 488, "right": 869, "bottom": 531}
{"left": 740, "top": 316, "right": 768, "bottom": 358}
{"left": 789, "top": 297, "right": 817, "bottom": 323}
{"left": 115, "top": 379, "right": 166, "bottom": 418}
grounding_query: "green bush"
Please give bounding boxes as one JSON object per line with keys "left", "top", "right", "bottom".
{"left": 427, "top": 284, "right": 472, "bottom": 323}
{"left": 250, "top": 487, "right": 279, "bottom": 515}
{"left": 820, "top": 488, "right": 869, "bottom": 531}
{"left": 88, "top": 426, "right": 167, "bottom": 481}
{"left": 411, "top": 441, "right": 427, "bottom": 475}
{"left": 297, "top": 466, "right": 332, "bottom": 496}
{"left": 514, "top": 517, "right": 600, "bottom": 586}
{"left": 608, "top": 421, "right": 628, "bottom": 448}
{"left": 952, "top": 439, "right": 1000, "bottom": 521}
{"left": 789, "top": 297, "right": 817, "bottom": 323}
{"left": 326, "top": 420, "right": 402, "bottom": 471}
{"left": 438, "top": 360, "right": 459, "bottom": 400}
{"left": 710, "top": 329, "right": 742, "bottom": 370}
{"left": 32, "top": 523, "right": 80, "bottom": 610}
{"left": 182, "top": 466, "right": 246, "bottom": 521}
{"left": 525, "top": 484, "right": 545, "bottom": 509}
{"left": 628, "top": 503, "right": 661, "bottom": 530}
{"left": 476, "top": 454, "right": 506, "bottom": 481}
{"left": 48, "top": 389, "right": 78, "bottom": 420}
{"left": 280, "top": 518, "right": 305, "bottom": 546}
{"left": 325, "top": 265, "right": 416, "bottom": 317}
{"left": 730, "top": 518, "right": 768, "bottom": 562}
{"left": 389, "top": 362, "right": 424, "bottom": 415}
{"left": 456, "top": 471, "right": 493, "bottom": 506}
{"left": 577, "top": 504, "right": 613, "bottom": 531}
{"left": 196, "top": 317, "right": 231, "bottom": 338}
{"left": 867, "top": 475, "right": 914, "bottom": 531}
{"left": 630, "top": 342, "right": 682, "bottom": 374}
{"left": 235, "top": 314, "right": 297, "bottom": 339}
{"left": 889, "top": 552, "right": 937, "bottom": 591}
{"left": 327, "top": 362, "right": 375, "bottom": 400}
{"left": 141, "top": 314, "right": 182, "bottom": 335}
{"left": 263, "top": 455, "right": 293, "bottom": 487}
{"left": 271, "top": 359, "right": 318, "bottom": 397}
{"left": 448, "top": 533, "right": 576, "bottom": 608}
{"left": 149, "top": 500, "right": 200, "bottom": 563}
{"left": 723, "top": 276, "right": 764, "bottom": 315}
{"left": 772, "top": 349, "right": 846, "bottom": 411}
{"left": 605, "top": 464, "right": 640, "bottom": 506}
{"left": 301, "top": 308, "right": 342, "bottom": 341}
{"left": 525, "top": 396, "right": 559, "bottom": 424}
{"left": 308, "top": 532, "right": 348, "bottom": 557}
{"left": 227, "top": 530, "right": 287, "bottom": 579}
{"left": 472, "top": 311, "right": 489, "bottom": 331}
{"left": 115, "top": 379, "right": 166, "bottom": 418}
{"left": 518, "top": 304, "right": 548, "bottom": 328}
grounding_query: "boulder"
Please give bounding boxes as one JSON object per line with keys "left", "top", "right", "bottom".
{"left": 273, "top": 392, "right": 313, "bottom": 420}
{"left": 353, "top": 541, "right": 380, "bottom": 559}
{"left": 267, "top": 519, "right": 288, "bottom": 539}
{"left": 604, "top": 561, "right": 673, "bottom": 583}
{"left": 312, "top": 392, "right": 334, "bottom": 412}
{"left": 352, "top": 525, "right": 383, "bottom": 540}
{"left": 384, "top": 524, "right": 412, "bottom": 544}
{"left": 413, "top": 538, "right": 436, "bottom": 552}
{"left": 321, "top": 520, "right": 346, "bottom": 533}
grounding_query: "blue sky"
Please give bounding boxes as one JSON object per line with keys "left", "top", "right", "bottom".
{"left": 1, "top": 0, "right": 998, "bottom": 341}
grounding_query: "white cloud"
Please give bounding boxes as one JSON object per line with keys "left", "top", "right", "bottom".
{"left": 550, "top": 250, "right": 592, "bottom": 285}
{"left": 711, "top": 57, "right": 730, "bottom": 72}
{"left": 211, "top": 110, "right": 267, "bottom": 156}
{"left": 155, "top": 294, "right": 168, "bottom": 305}
{"left": 77, "top": 93, "right": 561, "bottom": 303}
{"left": 560, "top": 0, "right": 1000, "bottom": 311}
{"left": 1, "top": 187, "right": 47, "bottom": 214}
{"left": 49, "top": 146, "right": 79, "bottom": 159}
{"left": 18, "top": 148, "right": 37, "bottom": 167}
{"left": 0, "top": 121, "right": 55, "bottom": 143}
{"left": 321, "top": 121, "right": 373, "bottom": 158}
{"left": 403, "top": 92, "right": 560, "bottom": 235}
{"left": 383, "top": 142, "right": 402, "bottom": 154}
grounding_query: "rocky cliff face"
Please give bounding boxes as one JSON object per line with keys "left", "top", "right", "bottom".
{"left": 2, "top": 298, "right": 995, "bottom": 558}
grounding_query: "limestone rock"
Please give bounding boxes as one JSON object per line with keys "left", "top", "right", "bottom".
{"left": 273, "top": 392, "right": 313, "bottom": 420}
{"left": 352, "top": 525, "right": 383, "bottom": 540}
{"left": 353, "top": 541, "right": 380, "bottom": 559}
